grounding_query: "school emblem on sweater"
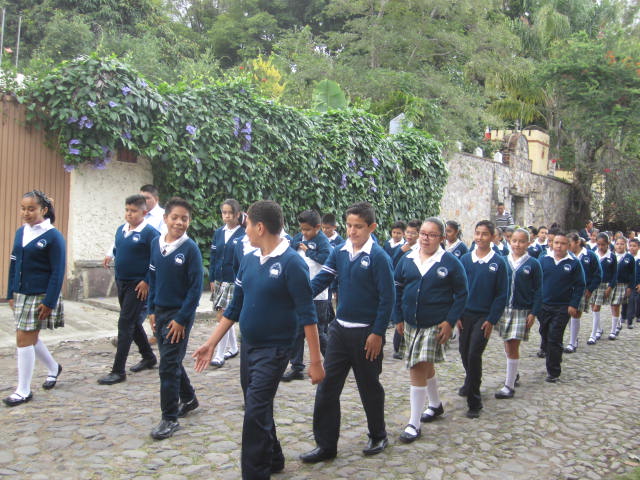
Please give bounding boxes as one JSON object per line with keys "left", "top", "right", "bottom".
{"left": 174, "top": 253, "right": 185, "bottom": 265}
{"left": 308, "top": 242, "right": 316, "bottom": 250}
{"left": 454, "top": 251, "right": 461, "bottom": 257}
{"left": 269, "top": 262, "right": 282, "bottom": 278}
{"left": 132, "top": 234, "right": 141, "bottom": 243}
{"left": 36, "top": 239, "right": 47, "bottom": 249}
{"left": 625, "top": 258, "right": 631, "bottom": 263}
{"left": 583, "top": 257, "right": 590, "bottom": 264}
{"left": 523, "top": 266, "right": 531, "bottom": 275}
{"left": 436, "top": 266, "right": 448, "bottom": 278}
{"left": 489, "top": 262, "right": 498, "bottom": 272}
{"left": 563, "top": 264, "right": 572, "bottom": 272}
{"left": 360, "top": 256, "right": 371, "bottom": 269}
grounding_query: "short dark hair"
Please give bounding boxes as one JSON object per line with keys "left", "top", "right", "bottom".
{"left": 321, "top": 213, "right": 337, "bottom": 226}
{"left": 446, "top": 220, "right": 462, "bottom": 239}
{"left": 630, "top": 238, "right": 640, "bottom": 246}
{"left": 164, "top": 197, "right": 193, "bottom": 216}
{"left": 497, "top": 202, "right": 505, "bottom": 207}
{"left": 548, "top": 226, "right": 561, "bottom": 236}
{"left": 475, "top": 220, "right": 495, "bottom": 235}
{"left": 390, "top": 221, "right": 406, "bottom": 231}
{"left": 125, "top": 194, "right": 147, "bottom": 210}
{"left": 538, "top": 225, "right": 548, "bottom": 232}
{"left": 248, "top": 200, "right": 283, "bottom": 235}
{"left": 140, "top": 184, "right": 160, "bottom": 198}
{"left": 528, "top": 225, "right": 538, "bottom": 236}
{"left": 597, "top": 232, "right": 610, "bottom": 243}
{"left": 298, "top": 209, "right": 322, "bottom": 227}
{"left": 23, "top": 190, "right": 56, "bottom": 224}
{"left": 406, "top": 219, "right": 422, "bottom": 231}
{"left": 553, "top": 231, "right": 568, "bottom": 239}
{"left": 345, "top": 202, "right": 376, "bottom": 225}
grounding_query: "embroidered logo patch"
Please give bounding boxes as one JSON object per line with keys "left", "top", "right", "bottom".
{"left": 489, "top": 262, "right": 498, "bottom": 272}
{"left": 563, "top": 264, "right": 572, "bottom": 272}
{"left": 132, "top": 234, "right": 141, "bottom": 243}
{"left": 307, "top": 242, "right": 316, "bottom": 250}
{"left": 360, "top": 256, "right": 371, "bottom": 269}
{"left": 269, "top": 262, "right": 282, "bottom": 278}
{"left": 437, "top": 266, "right": 448, "bottom": 278}
{"left": 174, "top": 253, "right": 185, "bottom": 265}
{"left": 523, "top": 266, "right": 531, "bottom": 275}
{"left": 454, "top": 251, "right": 461, "bottom": 257}
{"left": 625, "top": 258, "right": 631, "bottom": 263}
{"left": 36, "top": 239, "right": 47, "bottom": 249}
{"left": 583, "top": 258, "right": 590, "bottom": 264}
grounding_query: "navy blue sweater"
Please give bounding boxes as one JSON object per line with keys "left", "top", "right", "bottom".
{"left": 577, "top": 248, "right": 602, "bottom": 293}
{"left": 527, "top": 243, "right": 547, "bottom": 259}
{"left": 540, "top": 255, "right": 586, "bottom": 308}
{"left": 505, "top": 256, "right": 543, "bottom": 316}
{"left": 113, "top": 223, "right": 159, "bottom": 283}
{"left": 445, "top": 241, "right": 469, "bottom": 259}
{"left": 634, "top": 256, "right": 640, "bottom": 289}
{"left": 311, "top": 241, "right": 395, "bottom": 335}
{"left": 328, "top": 233, "right": 345, "bottom": 248}
{"left": 224, "top": 246, "right": 317, "bottom": 347}
{"left": 492, "top": 244, "right": 509, "bottom": 257}
{"left": 148, "top": 238, "right": 203, "bottom": 325}
{"left": 394, "top": 251, "right": 468, "bottom": 328}
{"left": 291, "top": 231, "right": 332, "bottom": 266}
{"left": 209, "top": 226, "right": 246, "bottom": 282}
{"left": 596, "top": 252, "right": 618, "bottom": 288}
{"left": 459, "top": 252, "right": 509, "bottom": 324}
{"left": 7, "top": 227, "right": 66, "bottom": 308}
{"left": 616, "top": 253, "right": 635, "bottom": 285}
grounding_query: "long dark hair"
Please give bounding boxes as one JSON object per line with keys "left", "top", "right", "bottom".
{"left": 24, "top": 190, "right": 56, "bottom": 224}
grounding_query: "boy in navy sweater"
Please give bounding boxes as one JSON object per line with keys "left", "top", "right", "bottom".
{"left": 322, "top": 213, "right": 345, "bottom": 248}
{"left": 539, "top": 232, "right": 585, "bottom": 382}
{"left": 383, "top": 221, "right": 406, "bottom": 259}
{"left": 300, "top": 202, "right": 395, "bottom": 463}
{"left": 625, "top": 239, "right": 640, "bottom": 327}
{"left": 282, "top": 210, "right": 332, "bottom": 381}
{"left": 458, "top": 220, "right": 508, "bottom": 418}
{"left": 147, "top": 197, "right": 203, "bottom": 440}
{"left": 193, "top": 200, "right": 324, "bottom": 480}
{"left": 99, "top": 195, "right": 158, "bottom": 385}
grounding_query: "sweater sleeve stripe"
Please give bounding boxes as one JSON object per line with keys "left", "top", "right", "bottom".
{"left": 321, "top": 265, "right": 337, "bottom": 275}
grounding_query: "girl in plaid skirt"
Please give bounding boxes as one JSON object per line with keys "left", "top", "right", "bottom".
{"left": 4, "top": 191, "right": 65, "bottom": 407}
{"left": 588, "top": 233, "right": 618, "bottom": 345}
{"left": 610, "top": 237, "right": 635, "bottom": 338}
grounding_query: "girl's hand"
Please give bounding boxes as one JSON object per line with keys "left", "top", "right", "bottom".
{"left": 525, "top": 314, "right": 535, "bottom": 329}
{"left": 436, "top": 321, "right": 452, "bottom": 344}
{"left": 148, "top": 314, "right": 156, "bottom": 333}
{"left": 37, "top": 303, "right": 52, "bottom": 321}
{"left": 396, "top": 322, "right": 404, "bottom": 336}
{"left": 8, "top": 299, "right": 14, "bottom": 310}
{"left": 166, "top": 320, "right": 185, "bottom": 344}
{"left": 192, "top": 342, "right": 215, "bottom": 373}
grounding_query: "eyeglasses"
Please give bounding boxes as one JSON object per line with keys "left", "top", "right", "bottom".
{"left": 419, "top": 233, "right": 442, "bottom": 239}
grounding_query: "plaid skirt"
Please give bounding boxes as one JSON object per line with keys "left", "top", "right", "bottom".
{"left": 578, "top": 292, "right": 591, "bottom": 313}
{"left": 211, "top": 281, "right": 234, "bottom": 311}
{"left": 610, "top": 283, "right": 628, "bottom": 306}
{"left": 498, "top": 308, "right": 530, "bottom": 341}
{"left": 591, "top": 282, "right": 613, "bottom": 306}
{"left": 402, "top": 323, "right": 445, "bottom": 368}
{"left": 13, "top": 293, "right": 64, "bottom": 331}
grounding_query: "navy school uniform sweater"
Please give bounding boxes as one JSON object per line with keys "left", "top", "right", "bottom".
{"left": 527, "top": 243, "right": 546, "bottom": 259}
{"left": 311, "top": 240, "right": 395, "bottom": 336}
{"left": 445, "top": 240, "right": 469, "bottom": 259}
{"left": 7, "top": 226, "right": 66, "bottom": 309}
{"left": 223, "top": 246, "right": 317, "bottom": 347}
{"left": 459, "top": 251, "right": 509, "bottom": 324}
{"left": 383, "top": 239, "right": 404, "bottom": 259}
{"left": 596, "top": 252, "right": 618, "bottom": 288}
{"left": 505, "top": 256, "right": 543, "bottom": 316}
{"left": 290, "top": 230, "right": 332, "bottom": 266}
{"left": 113, "top": 223, "right": 159, "bottom": 283}
{"left": 634, "top": 256, "right": 640, "bottom": 289}
{"left": 540, "top": 255, "right": 586, "bottom": 308}
{"left": 394, "top": 250, "right": 468, "bottom": 328}
{"left": 576, "top": 248, "right": 602, "bottom": 293}
{"left": 209, "top": 225, "right": 246, "bottom": 283}
{"left": 148, "top": 238, "right": 203, "bottom": 325}
{"left": 492, "top": 243, "right": 509, "bottom": 257}
{"left": 328, "top": 233, "right": 345, "bottom": 248}
{"left": 615, "top": 252, "right": 635, "bottom": 285}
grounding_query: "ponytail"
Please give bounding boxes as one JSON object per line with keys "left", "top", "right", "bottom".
{"left": 24, "top": 190, "right": 56, "bottom": 224}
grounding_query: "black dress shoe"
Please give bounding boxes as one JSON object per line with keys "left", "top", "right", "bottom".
{"left": 42, "top": 364, "right": 62, "bottom": 390}
{"left": 177, "top": 397, "right": 199, "bottom": 418}
{"left": 271, "top": 456, "right": 285, "bottom": 473}
{"left": 545, "top": 375, "right": 559, "bottom": 383}
{"left": 3, "top": 392, "right": 33, "bottom": 407}
{"left": 97, "top": 372, "right": 126, "bottom": 385}
{"left": 458, "top": 386, "right": 468, "bottom": 397}
{"left": 224, "top": 350, "right": 239, "bottom": 360}
{"left": 281, "top": 369, "right": 304, "bottom": 382}
{"left": 130, "top": 357, "right": 157, "bottom": 373}
{"left": 494, "top": 385, "right": 515, "bottom": 399}
{"left": 363, "top": 436, "right": 388, "bottom": 456}
{"left": 420, "top": 403, "right": 444, "bottom": 423}
{"left": 210, "top": 359, "right": 225, "bottom": 368}
{"left": 399, "top": 424, "right": 421, "bottom": 443}
{"left": 466, "top": 408, "right": 481, "bottom": 419}
{"left": 536, "top": 349, "right": 546, "bottom": 358}
{"left": 392, "top": 351, "right": 403, "bottom": 360}
{"left": 300, "top": 447, "right": 337, "bottom": 463}
{"left": 150, "top": 419, "right": 180, "bottom": 440}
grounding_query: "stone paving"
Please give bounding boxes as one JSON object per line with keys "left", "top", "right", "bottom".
{"left": 1, "top": 300, "right": 639, "bottom": 479}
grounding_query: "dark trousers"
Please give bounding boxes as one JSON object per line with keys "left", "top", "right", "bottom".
{"left": 112, "top": 280, "right": 155, "bottom": 375}
{"left": 538, "top": 304, "right": 570, "bottom": 378}
{"left": 289, "top": 300, "right": 330, "bottom": 371}
{"left": 393, "top": 329, "right": 404, "bottom": 353}
{"left": 625, "top": 290, "right": 640, "bottom": 325}
{"left": 240, "top": 343, "right": 290, "bottom": 480}
{"left": 154, "top": 307, "right": 195, "bottom": 422}
{"left": 458, "top": 313, "right": 490, "bottom": 411}
{"left": 313, "top": 321, "right": 386, "bottom": 451}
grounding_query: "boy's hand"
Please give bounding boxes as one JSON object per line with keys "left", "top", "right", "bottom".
{"left": 400, "top": 243, "right": 411, "bottom": 253}
{"left": 481, "top": 321, "right": 493, "bottom": 339}
{"left": 436, "top": 321, "right": 452, "bottom": 344}
{"left": 396, "top": 321, "right": 404, "bottom": 336}
{"left": 568, "top": 306, "right": 578, "bottom": 317}
{"left": 298, "top": 243, "right": 308, "bottom": 252}
{"left": 456, "top": 319, "right": 463, "bottom": 331}
{"left": 525, "top": 313, "right": 535, "bottom": 329}
{"left": 102, "top": 256, "right": 112, "bottom": 269}
{"left": 364, "top": 333, "right": 383, "bottom": 361}
{"left": 148, "top": 314, "right": 156, "bottom": 333}
{"left": 37, "top": 303, "right": 52, "bottom": 321}
{"left": 192, "top": 341, "right": 215, "bottom": 373}
{"left": 308, "top": 360, "right": 325, "bottom": 385}
{"left": 210, "top": 282, "right": 216, "bottom": 293}
{"left": 166, "top": 320, "right": 185, "bottom": 343}
{"left": 135, "top": 281, "right": 149, "bottom": 301}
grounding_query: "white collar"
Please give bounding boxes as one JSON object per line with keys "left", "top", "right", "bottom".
{"left": 25, "top": 218, "right": 52, "bottom": 232}
{"left": 328, "top": 232, "right": 339, "bottom": 241}
{"left": 389, "top": 238, "right": 404, "bottom": 248}
{"left": 223, "top": 224, "right": 241, "bottom": 233}
{"left": 471, "top": 249, "right": 495, "bottom": 264}
{"left": 341, "top": 236, "right": 374, "bottom": 256}
{"left": 615, "top": 252, "right": 626, "bottom": 261}
{"left": 445, "top": 239, "right": 461, "bottom": 251}
{"left": 122, "top": 220, "right": 148, "bottom": 233}
{"left": 578, "top": 247, "right": 588, "bottom": 259}
{"left": 159, "top": 232, "right": 189, "bottom": 256}
{"left": 147, "top": 204, "right": 164, "bottom": 217}
{"left": 410, "top": 242, "right": 420, "bottom": 251}
{"left": 507, "top": 252, "right": 529, "bottom": 270}
{"left": 254, "top": 238, "right": 289, "bottom": 265}
{"left": 596, "top": 249, "right": 611, "bottom": 260}
{"left": 408, "top": 247, "right": 445, "bottom": 276}
{"left": 494, "top": 242, "right": 506, "bottom": 251}
{"left": 535, "top": 238, "right": 547, "bottom": 246}
{"left": 552, "top": 253, "right": 572, "bottom": 266}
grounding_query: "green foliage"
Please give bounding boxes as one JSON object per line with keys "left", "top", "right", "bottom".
{"left": 20, "top": 56, "right": 447, "bottom": 259}
{"left": 312, "top": 79, "right": 347, "bottom": 112}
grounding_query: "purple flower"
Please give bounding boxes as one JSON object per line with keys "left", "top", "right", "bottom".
{"left": 371, "top": 157, "right": 380, "bottom": 167}
{"left": 240, "top": 88, "right": 246, "bottom": 94}
{"left": 122, "top": 131, "right": 132, "bottom": 140}
{"left": 63, "top": 164, "right": 75, "bottom": 173}
{"left": 108, "top": 101, "right": 118, "bottom": 108}
{"left": 87, "top": 101, "right": 96, "bottom": 107}
{"left": 371, "top": 185, "right": 378, "bottom": 192}
{"left": 348, "top": 159, "right": 356, "bottom": 168}
{"left": 241, "top": 121, "right": 252, "bottom": 134}
{"left": 68, "top": 138, "right": 81, "bottom": 145}
{"left": 233, "top": 117, "right": 240, "bottom": 137}
{"left": 193, "top": 157, "right": 201, "bottom": 165}
{"left": 340, "top": 174, "right": 347, "bottom": 189}
{"left": 78, "top": 116, "right": 93, "bottom": 129}
{"left": 101, "top": 145, "right": 109, "bottom": 154}
{"left": 121, "top": 86, "right": 132, "bottom": 96}
{"left": 137, "top": 79, "right": 148, "bottom": 88}
{"left": 69, "top": 148, "right": 80, "bottom": 155}
{"left": 67, "top": 116, "right": 78, "bottom": 124}
{"left": 357, "top": 170, "right": 364, "bottom": 177}
{"left": 84, "top": 119, "right": 93, "bottom": 129}
{"left": 186, "top": 125, "right": 197, "bottom": 135}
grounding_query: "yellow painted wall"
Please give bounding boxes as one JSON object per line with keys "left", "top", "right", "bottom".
{"left": 491, "top": 128, "right": 551, "bottom": 176}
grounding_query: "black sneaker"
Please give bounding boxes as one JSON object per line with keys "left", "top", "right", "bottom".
{"left": 281, "top": 369, "right": 304, "bottom": 382}
{"left": 150, "top": 419, "right": 179, "bottom": 440}
{"left": 177, "top": 397, "right": 199, "bottom": 418}
{"left": 545, "top": 375, "right": 559, "bottom": 383}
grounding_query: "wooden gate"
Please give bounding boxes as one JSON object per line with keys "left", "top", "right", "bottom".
{"left": 0, "top": 98, "right": 70, "bottom": 298}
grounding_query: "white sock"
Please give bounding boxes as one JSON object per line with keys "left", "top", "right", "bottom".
{"left": 16, "top": 346, "right": 35, "bottom": 397}
{"left": 569, "top": 317, "right": 580, "bottom": 347}
{"left": 614, "top": 316, "right": 621, "bottom": 329}
{"left": 409, "top": 385, "right": 428, "bottom": 429}
{"left": 226, "top": 325, "right": 238, "bottom": 354}
{"left": 426, "top": 375, "right": 441, "bottom": 408}
{"left": 505, "top": 358, "right": 519, "bottom": 389}
{"left": 34, "top": 339, "right": 58, "bottom": 376}
{"left": 591, "top": 311, "right": 601, "bottom": 337}
{"left": 213, "top": 330, "right": 229, "bottom": 362}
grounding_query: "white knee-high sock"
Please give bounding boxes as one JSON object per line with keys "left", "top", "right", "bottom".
{"left": 591, "top": 311, "right": 601, "bottom": 337}
{"left": 34, "top": 339, "right": 58, "bottom": 376}
{"left": 16, "top": 346, "right": 35, "bottom": 397}
{"left": 226, "top": 324, "right": 238, "bottom": 354}
{"left": 569, "top": 317, "right": 580, "bottom": 347}
{"left": 614, "top": 316, "right": 621, "bottom": 329}
{"left": 505, "top": 358, "right": 519, "bottom": 389}
{"left": 409, "top": 385, "right": 428, "bottom": 429}
{"left": 213, "top": 330, "right": 229, "bottom": 362}
{"left": 611, "top": 317, "right": 619, "bottom": 334}
{"left": 426, "top": 375, "right": 441, "bottom": 408}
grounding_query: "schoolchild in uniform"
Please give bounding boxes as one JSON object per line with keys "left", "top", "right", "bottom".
{"left": 282, "top": 209, "right": 332, "bottom": 381}
{"left": 4, "top": 191, "right": 65, "bottom": 407}
{"left": 626, "top": 239, "right": 640, "bottom": 328}
{"left": 503, "top": 227, "right": 515, "bottom": 251}
{"left": 98, "top": 194, "right": 158, "bottom": 385}
{"left": 394, "top": 218, "right": 468, "bottom": 442}
{"left": 193, "top": 200, "right": 324, "bottom": 480}
{"left": 587, "top": 233, "right": 618, "bottom": 345}
{"left": 383, "top": 221, "right": 406, "bottom": 259}
{"left": 492, "top": 228, "right": 509, "bottom": 256}
{"left": 457, "top": 220, "right": 508, "bottom": 418}
{"left": 587, "top": 229, "right": 599, "bottom": 251}
{"left": 495, "top": 228, "right": 542, "bottom": 399}
{"left": 609, "top": 237, "right": 634, "bottom": 338}
{"left": 321, "top": 213, "right": 345, "bottom": 248}
{"left": 444, "top": 220, "right": 469, "bottom": 259}
{"left": 147, "top": 197, "right": 203, "bottom": 440}
{"left": 209, "top": 199, "right": 246, "bottom": 368}
{"left": 300, "top": 202, "right": 395, "bottom": 462}
{"left": 564, "top": 232, "right": 601, "bottom": 354}
{"left": 140, "top": 184, "right": 166, "bottom": 233}
{"left": 539, "top": 232, "right": 585, "bottom": 382}
{"left": 527, "top": 226, "right": 548, "bottom": 258}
